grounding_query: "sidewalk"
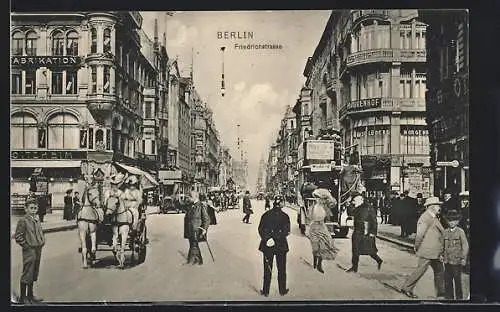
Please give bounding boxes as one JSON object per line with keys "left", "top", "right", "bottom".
{"left": 10, "top": 206, "right": 161, "bottom": 236}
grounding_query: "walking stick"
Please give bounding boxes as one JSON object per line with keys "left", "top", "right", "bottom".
{"left": 199, "top": 227, "right": 215, "bottom": 262}
{"left": 205, "top": 239, "right": 215, "bottom": 262}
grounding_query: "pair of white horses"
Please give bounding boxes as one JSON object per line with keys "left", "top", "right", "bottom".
{"left": 76, "top": 174, "right": 143, "bottom": 269}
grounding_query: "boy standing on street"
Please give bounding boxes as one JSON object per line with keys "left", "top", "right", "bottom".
{"left": 14, "top": 197, "right": 45, "bottom": 304}
{"left": 441, "top": 210, "right": 469, "bottom": 300}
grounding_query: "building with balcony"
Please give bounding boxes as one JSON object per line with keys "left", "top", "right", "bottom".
{"left": 10, "top": 11, "right": 160, "bottom": 208}
{"left": 218, "top": 146, "right": 233, "bottom": 190}
{"left": 328, "top": 9, "right": 433, "bottom": 197}
{"left": 265, "top": 142, "right": 279, "bottom": 193}
{"left": 419, "top": 9, "right": 469, "bottom": 197}
{"left": 276, "top": 105, "right": 299, "bottom": 198}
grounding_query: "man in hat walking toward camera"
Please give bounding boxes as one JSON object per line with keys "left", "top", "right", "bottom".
{"left": 399, "top": 196, "right": 446, "bottom": 298}
{"left": 258, "top": 195, "right": 290, "bottom": 297}
{"left": 242, "top": 190, "right": 253, "bottom": 224}
{"left": 345, "top": 192, "right": 383, "bottom": 273}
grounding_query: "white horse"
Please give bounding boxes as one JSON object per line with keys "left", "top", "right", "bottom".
{"left": 76, "top": 183, "right": 104, "bottom": 269}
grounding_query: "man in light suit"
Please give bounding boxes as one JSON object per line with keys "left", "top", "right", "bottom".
{"left": 399, "top": 196, "right": 446, "bottom": 298}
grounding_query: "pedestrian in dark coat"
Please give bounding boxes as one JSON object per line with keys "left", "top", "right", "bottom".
{"left": 72, "top": 192, "right": 81, "bottom": 220}
{"left": 14, "top": 197, "right": 45, "bottom": 304}
{"left": 390, "top": 193, "right": 402, "bottom": 225}
{"left": 37, "top": 195, "right": 48, "bottom": 223}
{"left": 183, "top": 191, "right": 210, "bottom": 265}
{"left": 403, "top": 192, "right": 419, "bottom": 236}
{"left": 346, "top": 192, "right": 383, "bottom": 273}
{"left": 203, "top": 194, "right": 217, "bottom": 225}
{"left": 242, "top": 191, "right": 253, "bottom": 224}
{"left": 458, "top": 191, "right": 470, "bottom": 239}
{"left": 399, "top": 191, "right": 412, "bottom": 237}
{"left": 264, "top": 196, "right": 271, "bottom": 210}
{"left": 258, "top": 195, "right": 290, "bottom": 297}
{"left": 380, "top": 193, "right": 390, "bottom": 224}
{"left": 63, "top": 189, "right": 73, "bottom": 220}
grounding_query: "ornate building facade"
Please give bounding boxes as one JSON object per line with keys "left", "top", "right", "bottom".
{"left": 304, "top": 9, "right": 433, "bottom": 197}
{"left": 10, "top": 12, "right": 165, "bottom": 208}
{"left": 419, "top": 9, "right": 469, "bottom": 196}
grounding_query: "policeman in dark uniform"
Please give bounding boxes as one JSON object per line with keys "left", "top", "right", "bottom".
{"left": 258, "top": 195, "right": 290, "bottom": 297}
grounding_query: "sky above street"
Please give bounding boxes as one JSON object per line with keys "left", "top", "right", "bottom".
{"left": 141, "top": 11, "right": 331, "bottom": 191}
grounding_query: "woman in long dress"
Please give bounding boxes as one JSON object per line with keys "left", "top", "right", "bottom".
{"left": 308, "top": 188, "right": 339, "bottom": 273}
{"left": 63, "top": 189, "right": 73, "bottom": 220}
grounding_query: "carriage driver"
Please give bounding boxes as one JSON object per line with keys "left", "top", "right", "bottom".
{"left": 104, "top": 173, "right": 126, "bottom": 220}
{"left": 121, "top": 175, "right": 143, "bottom": 235}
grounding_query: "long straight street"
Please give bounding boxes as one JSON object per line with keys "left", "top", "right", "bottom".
{"left": 11, "top": 199, "right": 468, "bottom": 302}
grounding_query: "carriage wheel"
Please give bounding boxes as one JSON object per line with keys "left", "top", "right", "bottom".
{"left": 137, "top": 224, "right": 147, "bottom": 264}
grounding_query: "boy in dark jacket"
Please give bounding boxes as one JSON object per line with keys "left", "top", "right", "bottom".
{"left": 14, "top": 197, "right": 46, "bottom": 304}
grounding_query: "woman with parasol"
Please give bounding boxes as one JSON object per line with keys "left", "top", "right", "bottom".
{"left": 307, "top": 188, "right": 339, "bottom": 273}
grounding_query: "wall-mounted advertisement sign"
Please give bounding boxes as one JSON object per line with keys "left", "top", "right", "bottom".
{"left": 11, "top": 150, "right": 88, "bottom": 160}
{"left": 305, "top": 140, "right": 334, "bottom": 160}
{"left": 11, "top": 56, "right": 83, "bottom": 68}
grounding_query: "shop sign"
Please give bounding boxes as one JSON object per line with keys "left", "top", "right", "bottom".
{"left": 310, "top": 163, "right": 332, "bottom": 172}
{"left": 11, "top": 150, "right": 88, "bottom": 160}
{"left": 348, "top": 98, "right": 381, "bottom": 112}
{"left": 11, "top": 56, "right": 83, "bottom": 68}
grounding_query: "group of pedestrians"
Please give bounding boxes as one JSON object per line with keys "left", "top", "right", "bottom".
{"left": 398, "top": 195, "right": 470, "bottom": 299}
{"left": 63, "top": 189, "right": 81, "bottom": 221}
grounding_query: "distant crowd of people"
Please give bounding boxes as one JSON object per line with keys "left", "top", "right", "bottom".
{"left": 365, "top": 190, "right": 470, "bottom": 240}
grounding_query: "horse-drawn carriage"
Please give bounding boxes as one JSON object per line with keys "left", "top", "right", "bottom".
{"left": 77, "top": 162, "right": 158, "bottom": 269}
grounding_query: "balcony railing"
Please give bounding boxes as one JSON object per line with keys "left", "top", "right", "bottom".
{"left": 135, "top": 152, "right": 157, "bottom": 161}
{"left": 142, "top": 118, "right": 156, "bottom": 128}
{"left": 339, "top": 97, "right": 426, "bottom": 118}
{"left": 344, "top": 49, "right": 426, "bottom": 68}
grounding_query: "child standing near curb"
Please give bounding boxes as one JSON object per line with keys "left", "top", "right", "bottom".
{"left": 441, "top": 209, "right": 469, "bottom": 300}
{"left": 14, "top": 197, "right": 45, "bottom": 304}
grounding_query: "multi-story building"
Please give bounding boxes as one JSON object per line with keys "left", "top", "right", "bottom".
{"left": 265, "top": 143, "right": 279, "bottom": 193}
{"left": 218, "top": 146, "right": 232, "bottom": 189}
{"left": 178, "top": 77, "right": 194, "bottom": 194}
{"left": 205, "top": 108, "right": 221, "bottom": 189}
{"left": 275, "top": 105, "right": 298, "bottom": 197}
{"left": 305, "top": 9, "right": 432, "bottom": 197}
{"left": 419, "top": 9, "right": 469, "bottom": 196}
{"left": 10, "top": 11, "right": 161, "bottom": 208}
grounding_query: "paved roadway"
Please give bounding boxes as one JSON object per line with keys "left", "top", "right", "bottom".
{"left": 11, "top": 200, "right": 469, "bottom": 302}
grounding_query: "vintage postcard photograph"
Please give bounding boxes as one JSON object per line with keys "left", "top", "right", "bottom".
{"left": 10, "top": 9, "right": 469, "bottom": 303}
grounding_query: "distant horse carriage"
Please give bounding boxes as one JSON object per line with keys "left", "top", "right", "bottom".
{"left": 76, "top": 162, "right": 158, "bottom": 269}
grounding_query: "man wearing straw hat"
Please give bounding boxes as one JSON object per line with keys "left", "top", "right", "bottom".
{"left": 399, "top": 196, "right": 446, "bottom": 299}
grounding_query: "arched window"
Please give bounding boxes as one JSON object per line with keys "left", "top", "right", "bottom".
{"left": 103, "top": 28, "right": 111, "bottom": 53}
{"left": 12, "top": 32, "right": 24, "bottom": 55}
{"left": 26, "top": 31, "right": 38, "bottom": 56}
{"left": 90, "top": 28, "right": 97, "bottom": 53}
{"left": 11, "top": 113, "right": 38, "bottom": 149}
{"left": 47, "top": 113, "right": 80, "bottom": 149}
{"left": 52, "top": 31, "right": 64, "bottom": 56}
{"left": 66, "top": 31, "right": 79, "bottom": 55}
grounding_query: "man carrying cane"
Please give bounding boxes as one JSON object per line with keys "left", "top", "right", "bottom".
{"left": 183, "top": 191, "right": 210, "bottom": 265}
{"left": 258, "top": 195, "right": 290, "bottom": 297}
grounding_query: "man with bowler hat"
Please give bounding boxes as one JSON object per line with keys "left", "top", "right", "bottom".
{"left": 345, "top": 191, "right": 383, "bottom": 273}
{"left": 258, "top": 195, "right": 290, "bottom": 297}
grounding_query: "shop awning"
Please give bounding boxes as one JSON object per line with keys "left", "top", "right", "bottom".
{"left": 113, "top": 162, "right": 159, "bottom": 189}
{"left": 11, "top": 160, "right": 82, "bottom": 168}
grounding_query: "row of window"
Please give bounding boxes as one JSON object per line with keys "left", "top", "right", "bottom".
{"left": 349, "top": 72, "right": 426, "bottom": 100}
{"left": 347, "top": 126, "right": 430, "bottom": 155}
{"left": 350, "top": 25, "right": 426, "bottom": 53}
{"left": 11, "top": 113, "right": 157, "bottom": 156}
{"left": 11, "top": 67, "right": 112, "bottom": 95}
{"left": 11, "top": 28, "right": 112, "bottom": 57}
